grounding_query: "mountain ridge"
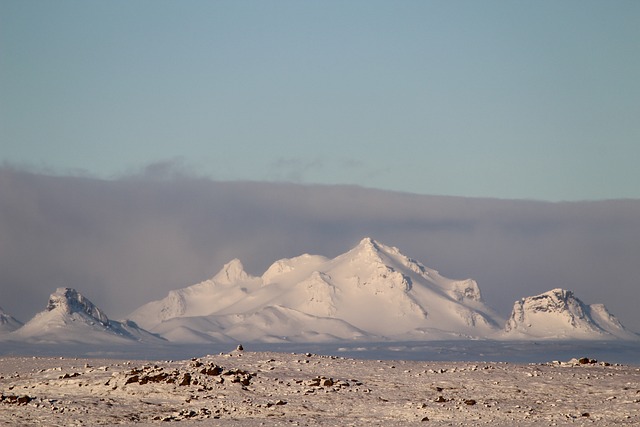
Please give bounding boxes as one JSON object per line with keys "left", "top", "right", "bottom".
{"left": 4, "top": 239, "right": 637, "bottom": 345}
{"left": 130, "top": 238, "right": 504, "bottom": 342}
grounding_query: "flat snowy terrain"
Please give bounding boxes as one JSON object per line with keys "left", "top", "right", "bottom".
{"left": 2, "top": 349, "right": 639, "bottom": 426}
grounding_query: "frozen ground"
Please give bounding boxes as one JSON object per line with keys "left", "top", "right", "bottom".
{"left": 1, "top": 346, "right": 640, "bottom": 426}
{"left": 2, "top": 339, "right": 640, "bottom": 365}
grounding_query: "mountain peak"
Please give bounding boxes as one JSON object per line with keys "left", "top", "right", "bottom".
{"left": 528, "top": 288, "right": 574, "bottom": 310}
{"left": 47, "top": 287, "right": 110, "bottom": 326}
{"left": 543, "top": 287, "right": 571, "bottom": 299}
{"left": 14, "top": 287, "right": 163, "bottom": 343}
{"left": 0, "top": 306, "right": 23, "bottom": 332}
{"left": 357, "top": 237, "right": 380, "bottom": 251}
{"left": 348, "top": 237, "right": 386, "bottom": 260}
{"left": 213, "top": 258, "right": 250, "bottom": 284}
{"left": 359, "top": 236, "right": 376, "bottom": 245}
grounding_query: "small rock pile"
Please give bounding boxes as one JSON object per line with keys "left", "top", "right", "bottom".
{"left": 303, "top": 375, "right": 356, "bottom": 393}
{"left": 114, "top": 358, "right": 255, "bottom": 390}
{"left": 551, "top": 357, "right": 614, "bottom": 367}
{"left": 0, "top": 394, "right": 33, "bottom": 405}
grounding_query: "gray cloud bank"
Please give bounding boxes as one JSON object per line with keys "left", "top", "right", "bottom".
{"left": 1, "top": 166, "right": 639, "bottom": 332}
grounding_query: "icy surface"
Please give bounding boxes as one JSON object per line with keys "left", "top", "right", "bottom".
{"left": 1, "top": 349, "right": 639, "bottom": 426}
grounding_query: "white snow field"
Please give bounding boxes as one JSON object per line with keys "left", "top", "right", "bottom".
{"left": 1, "top": 349, "right": 639, "bottom": 426}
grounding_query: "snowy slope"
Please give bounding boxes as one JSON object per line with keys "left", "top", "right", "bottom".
{"left": 501, "top": 288, "right": 638, "bottom": 340}
{"left": 130, "top": 238, "right": 503, "bottom": 343}
{"left": 0, "top": 306, "right": 22, "bottom": 333}
{"left": 130, "top": 259, "right": 264, "bottom": 330}
{"left": 10, "top": 288, "right": 164, "bottom": 344}
{"left": 153, "top": 305, "right": 373, "bottom": 343}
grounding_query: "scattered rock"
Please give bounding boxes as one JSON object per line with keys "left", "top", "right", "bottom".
{"left": 139, "top": 372, "right": 170, "bottom": 384}
{"left": 125, "top": 375, "right": 139, "bottom": 385}
{"left": 60, "top": 372, "right": 80, "bottom": 379}
{"left": 322, "top": 378, "right": 334, "bottom": 387}
{"left": 1, "top": 394, "right": 33, "bottom": 405}
{"left": 1, "top": 352, "right": 637, "bottom": 425}
{"left": 201, "top": 365, "right": 223, "bottom": 376}
{"left": 179, "top": 373, "right": 192, "bottom": 386}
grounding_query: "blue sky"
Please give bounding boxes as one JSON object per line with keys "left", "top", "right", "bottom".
{"left": 1, "top": 0, "right": 639, "bottom": 201}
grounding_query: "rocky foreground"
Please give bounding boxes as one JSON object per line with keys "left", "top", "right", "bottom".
{"left": 1, "top": 349, "right": 639, "bottom": 426}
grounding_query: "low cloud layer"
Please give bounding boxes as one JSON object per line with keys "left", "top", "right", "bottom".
{"left": 1, "top": 166, "right": 639, "bottom": 332}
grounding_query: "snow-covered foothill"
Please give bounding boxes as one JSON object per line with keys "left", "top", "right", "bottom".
{"left": 9, "top": 287, "right": 164, "bottom": 344}
{"left": 502, "top": 288, "right": 639, "bottom": 340}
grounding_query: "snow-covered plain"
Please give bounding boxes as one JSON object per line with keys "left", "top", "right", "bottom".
{"left": 2, "top": 347, "right": 640, "bottom": 426}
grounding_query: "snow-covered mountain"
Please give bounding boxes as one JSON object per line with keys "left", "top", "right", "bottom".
{"left": 502, "top": 288, "right": 638, "bottom": 340}
{"left": 10, "top": 288, "right": 164, "bottom": 344}
{"left": 2, "top": 242, "right": 637, "bottom": 346}
{"left": 130, "top": 238, "right": 503, "bottom": 343}
{"left": 0, "top": 306, "right": 22, "bottom": 333}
